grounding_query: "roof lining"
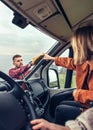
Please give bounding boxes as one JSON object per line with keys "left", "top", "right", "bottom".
{"left": 53, "top": 0, "right": 72, "bottom": 29}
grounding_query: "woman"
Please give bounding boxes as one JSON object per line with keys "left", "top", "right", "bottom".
{"left": 42, "top": 25, "right": 93, "bottom": 125}
{"left": 43, "top": 25, "right": 93, "bottom": 125}
{"left": 30, "top": 25, "right": 93, "bottom": 130}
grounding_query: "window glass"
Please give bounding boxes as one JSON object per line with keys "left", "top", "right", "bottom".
{"left": 0, "top": 2, "right": 56, "bottom": 74}
{"left": 58, "top": 49, "right": 69, "bottom": 88}
{"left": 49, "top": 49, "right": 76, "bottom": 88}
{"left": 49, "top": 49, "right": 69, "bottom": 88}
{"left": 71, "top": 71, "right": 76, "bottom": 88}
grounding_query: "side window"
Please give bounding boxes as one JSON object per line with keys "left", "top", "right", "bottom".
{"left": 48, "top": 48, "right": 76, "bottom": 89}
{"left": 71, "top": 71, "right": 76, "bottom": 88}
{"left": 48, "top": 49, "right": 69, "bottom": 89}
{"left": 58, "top": 50, "right": 69, "bottom": 88}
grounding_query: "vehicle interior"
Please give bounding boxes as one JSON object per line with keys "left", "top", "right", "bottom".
{"left": 0, "top": 0, "right": 93, "bottom": 130}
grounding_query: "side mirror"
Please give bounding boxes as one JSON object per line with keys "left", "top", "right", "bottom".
{"left": 48, "top": 68, "right": 60, "bottom": 89}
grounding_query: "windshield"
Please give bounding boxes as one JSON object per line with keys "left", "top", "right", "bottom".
{"left": 0, "top": 2, "right": 56, "bottom": 74}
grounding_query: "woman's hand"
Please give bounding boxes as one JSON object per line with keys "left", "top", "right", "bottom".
{"left": 43, "top": 53, "right": 55, "bottom": 61}
{"left": 30, "top": 119, "right": 70, "bottom": 130}
{"left": 73, "top": 89, "right": 77, "bottom": 97}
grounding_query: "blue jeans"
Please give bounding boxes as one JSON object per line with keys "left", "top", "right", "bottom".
{"left": 55, "top": 100, "right": 87, "bottom": 125}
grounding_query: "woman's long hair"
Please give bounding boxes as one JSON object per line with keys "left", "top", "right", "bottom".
{"left": 71, "top": 25, "right": 93, "bottom": 64}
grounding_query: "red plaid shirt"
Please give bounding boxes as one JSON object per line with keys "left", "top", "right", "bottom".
{"left": 9, "top": 64, "right": 30, "bottom": 79}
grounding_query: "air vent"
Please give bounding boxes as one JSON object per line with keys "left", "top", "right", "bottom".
{"left": 33, "top": 3, "right": 53, "bottom": 20}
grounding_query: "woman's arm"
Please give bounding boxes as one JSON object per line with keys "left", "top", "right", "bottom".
{"left": 44, "top": 54, "right": 76, "bottom": 70}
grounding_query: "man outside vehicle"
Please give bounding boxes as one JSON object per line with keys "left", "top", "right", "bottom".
{"left": 9, "top": 54, "right": 44, "bottom": 80}
{"left": 9, "top": 54, "right": 32, "bottom": 79}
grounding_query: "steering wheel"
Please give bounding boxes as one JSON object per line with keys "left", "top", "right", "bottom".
{"left": 0, "top": 71, "right": 37, "bottom": 130}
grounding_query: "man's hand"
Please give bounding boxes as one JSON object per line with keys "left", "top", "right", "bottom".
{"left": 31, "top": 119, "right": 70, "bottom": 130}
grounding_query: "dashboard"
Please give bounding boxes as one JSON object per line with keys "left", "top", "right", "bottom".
{"left": 0, "top": 79, "right": 50, "bottom": 118}
{"left": 20, "top": 79, "right": 50, "bottom": 117}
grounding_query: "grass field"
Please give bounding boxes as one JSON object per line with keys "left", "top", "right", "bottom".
{"left": 49, "top": 73, "right": 76, "bottom": 88}
{"left": 59, "top": 73, "right": 76, "bottom": 88}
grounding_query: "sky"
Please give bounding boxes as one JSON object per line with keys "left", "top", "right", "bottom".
{"left": 0, "top": 2, "right": 56, "bottom": 73}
